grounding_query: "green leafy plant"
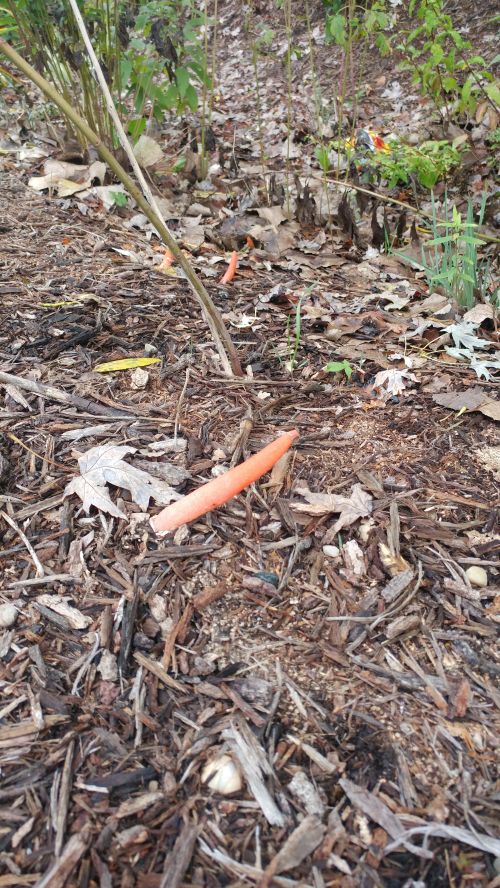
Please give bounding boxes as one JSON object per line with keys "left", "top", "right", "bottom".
{"left": 314, "top": 143, "right": 332, "bottom": 173}
{"left": 6, "top": 0, "right": 208, "bottom": 147}
{"left": 314, "top": 130, "right": 462, "bottom": 189}
{"left": 401, "top": 192, "right": 492, "bottom": 309}
{"left": 370, "top": 139, "right": 463, "bottom": 189}
{"left": 323, "top": 0, "right": 390, "bottom": 57}
{"left": 111, "top": 189, "right": 128, "bottom": 207}
{"left": 319, "top": 134, "right": 463, "bottom": 189}
{"left": 324, "top": 359, "right": 353, "bottom": 379}
{"left": 0, "top": 4, "right": 18, "bottom": 84}
{"left": 485, "top": 128, "right": 500, "bottom": 172}
{"left": 396, "top": 0, "right": 500, "bottom": 121}
{"left": 286, "top": 298, "right": 303, "bottom": 372}
{"left": 0, "top": 3, "right": 17, "bottom": 39}
{"left": 320, "top": 0, "right": 390, "bottom": 181}
{"left": 124, "top": 1, "right": 209, "bottom": 136}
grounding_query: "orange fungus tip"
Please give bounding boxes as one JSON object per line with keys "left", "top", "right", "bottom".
{"left": 150, "top": 429, "right": 299, "bottom": 534}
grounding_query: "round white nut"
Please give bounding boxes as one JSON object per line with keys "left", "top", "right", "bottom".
{"left": 465, "top": 566, "right": 488, "bottom": 589}
{"left": 0, "top": 603, "right": 18, "bottom": 628}
{"left": 201, "top": 753, "right": 242, "bottom": 795}
{"left": 323, "top": 545, "right": 340, "bottom": 558}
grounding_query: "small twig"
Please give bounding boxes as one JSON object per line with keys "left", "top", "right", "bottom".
{"left": 55, "top": 739, "right": 75, "bottom": 856}
{"left": 8, "top": 573, "right": 76, "bottom": 588}
{"left": 160, "top": 821, "right": 201, "bottom": 888}
{"left": 230, "top": 410, "right": 253, "bottom": 467}
{"left": 174, "top": 367, "right": 191, "bottom": 444}
{"left": 130, "top": 667, "right": 146, "bottom": 749}
{"left": 71, "top": 632, "right": 100, "bottom": 696}
{"left": 0, "top": 369, "right": 131, "bottom": 417}
{"left": 1, "top": 510, "right": 45, "bottom": 576}
{"left": 162, "top": 603, "right": 193, "bottom": 670}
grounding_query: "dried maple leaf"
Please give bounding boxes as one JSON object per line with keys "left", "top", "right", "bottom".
{"left": 64, "top": 444, "right": 179, "bottom": 519}
{"left": 372, "top": 368, "right": 416, "bottom": 397}
{"left": 445, "top": 321, "right": 491, "bottom": 352}
{"left": 293, "top": 483, "right": 372, "bottom": 532}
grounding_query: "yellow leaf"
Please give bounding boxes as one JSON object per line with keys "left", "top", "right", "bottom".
{"left": 40, "top": 301, "right": 83, "bottom": 307}
{"left": 94, "top": 357, "right": 161, "bottom": 373}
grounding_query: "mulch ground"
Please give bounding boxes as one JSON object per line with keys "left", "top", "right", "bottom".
{"left": 0, "top": 1, "right": 499, "bottom": 886}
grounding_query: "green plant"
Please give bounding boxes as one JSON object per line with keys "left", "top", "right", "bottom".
{"left": 324, "top": 359, "right": 353, "bottom": 380}
{"left": 0, "top": 4, "right": 18, "bottom": 84}
{"left": 324, "top": 134, "right": 463, "bottom": 190}
{"left": 324, "top": 0, "right": 390, "bottom": 57}
{"left": 124, "top": 1, "right": 209, "bottom": 136}
{"left": 396, "top": 0, "right": 500, "bottom": 121}
{"left": 315, "top": 143, "right": 332, "bottom": 173}
{"left": 245, "top": 8, "right": 273, "bottom": 202}
{"left": 6, "top": 0, "right": 208, "bottom": 147}
{"left": 0, "top": 4, "right": 17, "bottom": 40}
{"left": 401, "top": 192, "right": 491, "bottom": 309}
{"left": 111, "top": 189, "right": 128, "bottom": 207}
{"left": 485, "top": 128, "right": 500, "bottom": 172}
{"left": 8, "top": 0, "right": 121, "bottom": 145}
{"left": 319, "top": 0, "right": 390, "bottom": 185}
{"left": 370, "top": 139, "right": 463, "bottom": 189}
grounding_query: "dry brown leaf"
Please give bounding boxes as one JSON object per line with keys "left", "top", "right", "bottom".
{"left": 463, "top": 303, "right": 495, "bottom": 325}
{"left": 256, "top": 205, "right": 288, "bottom": 227}
{"left": 133, "top": 134, "right": 164, "bottom": 168}
{"left": 293, "top": 483, "right": 372, "bottom": 532}
{"left": 451, "top": 677, "right": 472, "bottom": 718}
{"left": 433, "top": 387, "right": 500, "bottom": 421}
{"left": 372, "top": 368, "right": 416, "bottom": 397}
{"left": 64, "top": 444, "right": 180, "bottom": 519}
{"left": 479, "top": 400, "right": 500, "bottom": 421}
{"left": 28, "top": 175, "right": 91, "bottom": 196}
{"left": 261, "top": 451, "right": 292, "bottom": 491}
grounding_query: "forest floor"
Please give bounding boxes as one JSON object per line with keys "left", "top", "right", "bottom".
{"left": 0, "top": 1, "right": 499, "bottom": 886}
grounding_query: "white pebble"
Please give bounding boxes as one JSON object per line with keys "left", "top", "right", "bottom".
{"left": 323, "top": 545, "right": 340, "bottom": 558}
{"left": 0, "top": 603, "right": 18, "bottom": 628}
{"left": 201, "top": 754, "right": 242, "bottom": 795}
{"left": 465, "top": 566, "right": 488, "bottom": 589}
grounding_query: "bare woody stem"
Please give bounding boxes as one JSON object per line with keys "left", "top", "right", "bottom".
{"left": 0, "top": 37, "right": 243, "bottom": 377}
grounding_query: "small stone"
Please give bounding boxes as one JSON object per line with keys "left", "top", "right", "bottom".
{"left": 202, "top": 754, "right": 242, "bottom": 795}
{"left": 186, "top": 202, "right": 211, "bottom": 217}
{"left": 130, "top": 367, "right": 149, "bottom": 390}
{"left": 253, "top": 571, "right": 279, "bottom": 588}
{"left": 465, "top": 566, "right": 488, "bottom": 589}
{"left": 163, "top": 771, "right": 177, "bottom": 795}
{"left": 97, "top": 649, "right": 118, "bottom": 681}
{"left": 323, "top": 545, "right": 340, "bottom": 558}
{"left": 133, "top": 632, "right": 154, "bottom": 651}
{"left": 0, "top": 603, "right": 17, "bottom": 628}
{"left": 115, "top": 825, "right": 148, "bottom": 848}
